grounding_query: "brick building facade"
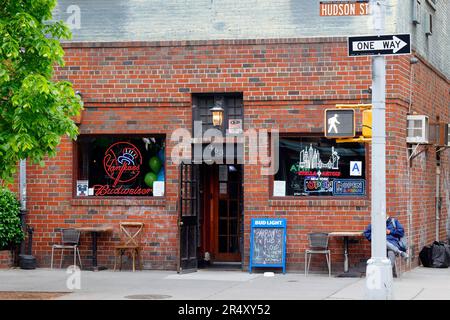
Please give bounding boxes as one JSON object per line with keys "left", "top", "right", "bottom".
{"left": 17, "top": 36, "right": 448, "bottom": 273}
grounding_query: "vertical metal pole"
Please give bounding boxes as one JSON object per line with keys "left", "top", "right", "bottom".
{"left": 92, "top": 231, "right": 98, "bottom": 270}
{"left": 445, "top": 167, "right": 450, "bottom": 243}
{"left": 365, "top": 0, "right": 393, "bottom": 300}
{"left": 435, "top": 166, "right": 440, "bottom": 241}
{"left": 19, "top": 159, "right": 27, "bottom": 211}
{"left": 19, "top": 159, "right": 27, "bottom": 255}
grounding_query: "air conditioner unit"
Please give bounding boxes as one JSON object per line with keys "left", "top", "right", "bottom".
{"left": 407, "top": 115, "right": 429, "bottom": 144}
{"left": 412, "top": 0, "right": 421, "bottom": 25}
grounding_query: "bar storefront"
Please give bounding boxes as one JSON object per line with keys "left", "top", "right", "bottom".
{"left": 19, "top": 38, "right": 446, "bottom": 274}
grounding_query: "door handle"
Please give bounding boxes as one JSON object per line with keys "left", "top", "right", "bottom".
{"left": 179, "top": 221, "right": 184, "bottom": 226}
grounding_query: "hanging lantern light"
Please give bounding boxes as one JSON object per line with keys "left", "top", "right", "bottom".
{"left": 210, "top": 104, "right": 224, "bottom": 127}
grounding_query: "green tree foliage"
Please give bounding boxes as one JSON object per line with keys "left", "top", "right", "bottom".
{"left": 0, "top": 187, "right": 23, "bottom": 248}
{"left": 0, "top": 0, "right": 82, "bottom": 184}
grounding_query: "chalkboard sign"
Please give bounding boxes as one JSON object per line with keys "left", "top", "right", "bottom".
{"left": 249, "top": 218, "right": 287, "bottom": 273}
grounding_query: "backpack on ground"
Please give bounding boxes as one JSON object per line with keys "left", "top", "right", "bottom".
{"left": 419, "top": 245, "right": 433, "bottom": 267}
{"left": 420, "top": 241, "right": 450, "bottom": 268}
{"left": 431, "top": 241, "right": 449, "bottom": 268}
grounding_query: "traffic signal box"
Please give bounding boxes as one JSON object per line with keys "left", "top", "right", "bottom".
{"left": 362, "top": 109, "right": 372, "bottom": 138}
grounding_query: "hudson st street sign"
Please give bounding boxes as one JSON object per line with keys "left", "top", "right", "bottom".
{"left": 348, "top": 34, "right": 411, "bottom": 56}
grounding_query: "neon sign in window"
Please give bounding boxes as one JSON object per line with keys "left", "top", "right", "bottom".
{"left": 274, "top": 137, "right": 366, "bottom": 197}
{"left": 76, "top": 136, "right": 165, "bottom": 197}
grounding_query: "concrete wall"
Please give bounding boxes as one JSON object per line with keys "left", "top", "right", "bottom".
{"left": 53, "top": 0, "right": 397, "bottom": 40}
{"left": 53, "top": 0, "right": 448, "bottom": 78}
{"left": 395, "top": 0, "right": 449, "bottom": 79}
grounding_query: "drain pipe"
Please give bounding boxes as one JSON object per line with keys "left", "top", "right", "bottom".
{"left": 19, "top": 159, "right": 27, "bottom": 255}
{"left": 18, "top": 159, "right": 36, "bottom": 269}
{"left": 435, "top": 165, "right": 440, "bottom": 241}
{"left": 406, "top": 57, "right": 417, "bottom": 267}
{"left": 406, "top": 152, "right": 413, "bottom": 269}
{"left": 443, "top": 165, "right": 450, "bottom": 243}
{"left": 446, "top": 175, "right": 450, "bottom": 243}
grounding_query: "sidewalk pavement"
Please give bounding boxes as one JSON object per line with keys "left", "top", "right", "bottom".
{"left": 0, "top": 266, "right": 449, "bottom": 300}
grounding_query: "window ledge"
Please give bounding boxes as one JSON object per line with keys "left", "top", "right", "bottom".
{"left": 70, "top": 197, "right": 166, "bottom": 207}
{"left": 268, "top": 197, "right": 369, "bottom": 207}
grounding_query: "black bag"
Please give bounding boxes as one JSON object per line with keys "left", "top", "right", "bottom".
{"left": 419, "top": 245, "right": 433, "bottom": 267}
{"left": 431, "top": 241, "right": 449, "bottom": 268}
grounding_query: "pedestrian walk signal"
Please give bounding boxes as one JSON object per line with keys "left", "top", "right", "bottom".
{"left": 324, "top": 109, "right": 355, "bottom": 138}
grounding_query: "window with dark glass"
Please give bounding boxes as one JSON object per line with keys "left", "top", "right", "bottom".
{"left": 76, "top": 135, "right": 165, "bottom": 197}
{"left": 274, "top": 137, "right": 366, "bottom": 197}
{"left": 192, "top": 93, "right": 243, "bottom": 133}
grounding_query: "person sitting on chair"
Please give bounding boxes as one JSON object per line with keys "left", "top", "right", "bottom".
{"left": 363, "top": 214, "right": 409, "bottom": 268}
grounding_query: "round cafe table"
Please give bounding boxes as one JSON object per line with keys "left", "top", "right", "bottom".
{"left": 328, "top": 231, "right": 363, "bottom": 277}
{"left": 75, "top": 225, "right": 113, "bottom": 271}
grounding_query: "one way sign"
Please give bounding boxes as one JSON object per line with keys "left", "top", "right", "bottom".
{"left": 348, "top": 34, "right": 411, "bottom": 56}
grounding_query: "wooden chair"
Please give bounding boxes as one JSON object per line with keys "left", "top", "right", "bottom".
{"left": 114, "top": 222, "right": 144, "bottom": 272}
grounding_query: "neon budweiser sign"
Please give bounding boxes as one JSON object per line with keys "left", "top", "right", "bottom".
{"left": 93, "top": 141, "right": 151, "bottom": 196}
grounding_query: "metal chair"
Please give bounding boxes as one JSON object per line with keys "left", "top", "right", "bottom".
{"left": 114, "top": 222, "right": 144, "bottom": 272}
{"left": 51, "top": 228, "right": 82, "bottom": 269}
{"left": 305, "top": 232, "right": 331, "bottom": 277}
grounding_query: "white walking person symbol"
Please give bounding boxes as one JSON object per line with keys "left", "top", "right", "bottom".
{"left": 328, "top": 114, "right": 340, "bottom": 133}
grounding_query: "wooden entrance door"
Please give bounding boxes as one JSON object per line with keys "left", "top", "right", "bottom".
{"left": 202, "top": 164, "right": 241, "bottom": 262}
{"left": 217, "top": 164, "right": 241, "bottom": 261}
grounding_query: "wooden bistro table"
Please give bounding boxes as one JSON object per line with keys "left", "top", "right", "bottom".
{"left": 75, "top": 225, "right": 113, "bottom": 271}
{"left": 328, "top": 231, "right": 363, "bottom": 277}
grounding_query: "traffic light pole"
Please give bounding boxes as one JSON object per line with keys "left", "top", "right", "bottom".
{"left": 365, "top": 0, "right": 393, "bottom": 299}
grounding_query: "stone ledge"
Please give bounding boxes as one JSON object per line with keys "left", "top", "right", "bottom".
{"left": 70, "top": 197, "right": 166, "bottom": 207}
{"left": 268, "top": 197, "right": 369, "bottom": 207}
{"left": 61, "top": 37, "right": 348, "bottom": 49}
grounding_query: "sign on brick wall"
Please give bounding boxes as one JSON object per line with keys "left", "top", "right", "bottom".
{"left": 320, "top": 1, "right": 369, "bottom": 16}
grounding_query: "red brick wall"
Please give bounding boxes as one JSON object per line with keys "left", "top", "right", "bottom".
{"left": 405, "top": 54, "right": 450, "bottom": 257}
{"left": 21, "top": 38, "right": 448, "bottom": 272}
{"left": 0, "top": 250, "right": 13, "bottom": 269}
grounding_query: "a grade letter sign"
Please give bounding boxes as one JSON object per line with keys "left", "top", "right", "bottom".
{"left": 348, "top": 34, "right": 411, "bottom": 56}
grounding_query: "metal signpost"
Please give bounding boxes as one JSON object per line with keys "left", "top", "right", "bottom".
{"left": 364, "top": 0, "right": 392, "bottom": 300}
{"left": 325, "top": 0, "right": 411, "bottom": 299}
